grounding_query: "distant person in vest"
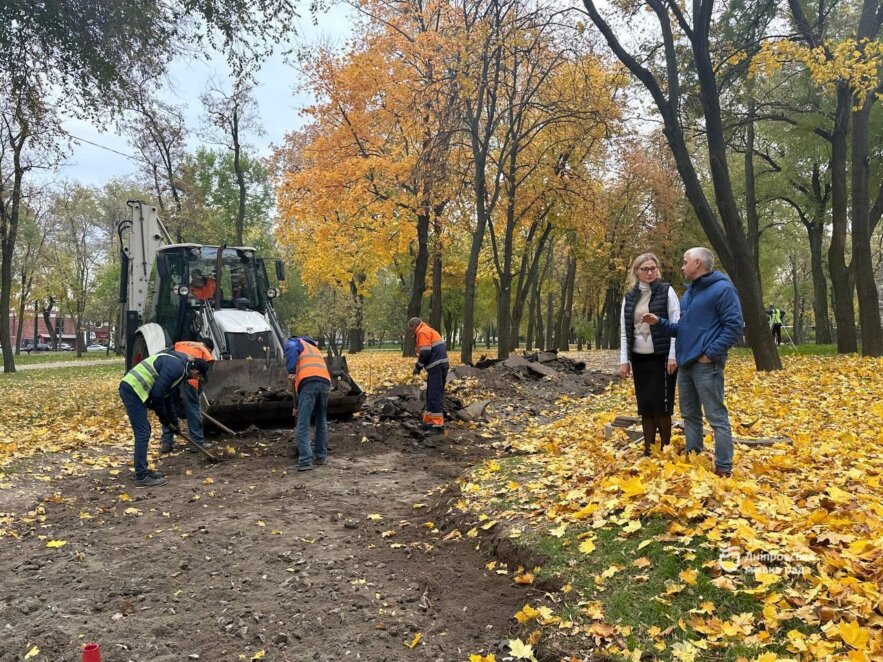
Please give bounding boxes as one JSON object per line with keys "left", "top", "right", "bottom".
{"left": 119, "top": 352, "right": 211, "bottom": 488}
{"left": 765, "top": 305, "right": 785, "bottom": 345}
{"left": 160, "top": 338, "right": 215, "bottom": 454}
{"left": 619, "top": 253, "right": 681, "bottom": 455}
{"left": 409, "top": 317, "right": 449, "bottom": 434}
{"left": 285, "top": 335, "right": 332, "bottom": 471}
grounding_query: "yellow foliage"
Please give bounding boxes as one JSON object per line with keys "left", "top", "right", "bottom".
{"left": 460, "top": 355, "right": 883, "bottom": 657}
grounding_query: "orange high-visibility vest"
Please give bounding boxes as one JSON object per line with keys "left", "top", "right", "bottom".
{"left": 415, "top": 322, "right": 448, "bottom": 370}
{"left": 191, "top": 277, "right": 216, "bottom": 300}
{"left": 295, "top": 342, "right": 331, "bottom": 392}
{"left": 172, "top": 341, "right": 214, "bottom": 389}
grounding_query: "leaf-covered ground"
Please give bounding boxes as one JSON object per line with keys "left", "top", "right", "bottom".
{"left": 455, "top": 355, "right": 883, "bottom": 661}
{"left": 2, "top": 352, "right": 880, "bottom": 661}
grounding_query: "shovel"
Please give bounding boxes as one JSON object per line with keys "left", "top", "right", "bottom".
{"left": 172, "top": 427, "right": 219, "bottom": 462}
{"left": 200, "top": 392, "right": 241, "bottom": 437}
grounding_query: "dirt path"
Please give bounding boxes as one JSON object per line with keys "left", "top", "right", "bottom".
{"left": 0, "top": 351, "right": 618, "bottom": 661}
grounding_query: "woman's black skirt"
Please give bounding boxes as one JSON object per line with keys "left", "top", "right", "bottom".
{"left": 630, "top": 352, "right": 676, "bottom": 415}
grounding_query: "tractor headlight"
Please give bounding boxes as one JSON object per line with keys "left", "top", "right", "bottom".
{"left": 177, "top": 285, "right": 190, "bottom": 296}
{"left": 266, "top": 288, "right": 279, "bottom": 299}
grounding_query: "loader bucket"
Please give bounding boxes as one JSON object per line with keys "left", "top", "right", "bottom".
{"left": 202, "top": 356, "right": 366, "bottom": 426}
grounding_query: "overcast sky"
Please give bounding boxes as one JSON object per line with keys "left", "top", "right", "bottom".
{"left": 56, "top": 4, "right": 354, "bottom": 187}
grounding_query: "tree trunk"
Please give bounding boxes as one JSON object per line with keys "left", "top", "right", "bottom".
{"left": 404, "top": 212, "right": 430, "bottom": 357}
{"left": 545, "top": 292, "right": 554, "bottom": 350}
{"left": 430, "top": 243, "right": 442, "bottom": 332}
{"left": 526, "top": 278, "right": 536, "bottom": 352}
{"left": 806, "top": 220, "right": 832, "bottom": 344}
{"left": 232, "top": 107, "right": 247, "bottom": 246}
{"left": 15, "top": 299, "right": 26, "bottom": 354}
{"left": 850, "top": 10, "right": 883, "bottom": 356}
{"left": 496, "top": 276, "right": 512, "bottom": 359}
{"left": 829, "top": 84, "right": 858, "bottom": 353}
{"left": 461, "top": 151, "right": 489, "bottom": 364}
{"left": 348, "top": 278, "right": 364, "bottom": 354}
{"left": 744, "top": 101, "right": 761, "bottom": 282}
{"left": 39, "top": 299, "right": 57, "bottom": 349}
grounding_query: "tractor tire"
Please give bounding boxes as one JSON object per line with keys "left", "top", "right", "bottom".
{"left": 132, "top": 335, "right": 149, "bottom": 366}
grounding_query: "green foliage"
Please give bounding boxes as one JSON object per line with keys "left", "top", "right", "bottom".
{"left": 178, "top": 147, "right": 274, "bottom": 245}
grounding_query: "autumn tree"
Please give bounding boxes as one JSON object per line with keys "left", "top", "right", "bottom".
{"left": 582, "top": 0, "right": 783, "bottom": 370}
{"left": 200, "top": 75, "right": 264, "bottom": 245}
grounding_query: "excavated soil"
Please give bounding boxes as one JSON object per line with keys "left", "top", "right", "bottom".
{"left": 0, "top": 351, "right": 618, "bottom": 661}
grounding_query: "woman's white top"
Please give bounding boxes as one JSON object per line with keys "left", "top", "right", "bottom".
{"left": 619, "top": 283, "right": 681, "bottom": 364}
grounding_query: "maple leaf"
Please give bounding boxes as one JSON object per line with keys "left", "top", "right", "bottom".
{"left": 406, "top": 632, "right": 422, "bottom": 649}
{"left": 23, "top": 645, "right": 39, "bottom": 659}
{"left": 679, "top": 568, "right": 698, "bottom": 585}
{"left": 46, "top": 540, "right": 67, "bottom": 548}
{"left": 469, "top": 655, "right": 496, "bottom": 662}
{"left": 838, "top": 620, "right": 871, "bottom": 650}
{"left": 578, "top": 539, "right": 596, "bottom": 554}
{"left": 507, "top": 638, "right": 537, "bottom": 661}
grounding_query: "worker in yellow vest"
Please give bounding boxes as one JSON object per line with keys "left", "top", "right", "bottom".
{"left": 160, "top": 338, "right": 215, "bottom": 454}
{"left": 284, "top": 335, "right": 332, "bottom": 471}
{"left": 119, "top": 351, "right": 210, "bottom": 487}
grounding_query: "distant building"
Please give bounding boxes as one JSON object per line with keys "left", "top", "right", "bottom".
{"left": 6, "top": 312, "right": 111, "bottom": 348}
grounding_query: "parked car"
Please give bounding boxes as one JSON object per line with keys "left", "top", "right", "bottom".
{"left": 59, "top": 342, "right": 73, "bottom": 351}
{"left": 86, "top": 344, "right": 107, "bottom": 352}
{"left": 36, "top": 342, "right": 52, "bottom": 352}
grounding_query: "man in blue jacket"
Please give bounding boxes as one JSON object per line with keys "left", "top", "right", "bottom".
{"left": 119, "top": 351, "right": 210, "bottom": 487}
{"left": 643, "top": 247, "right": 743, "bottom": 477}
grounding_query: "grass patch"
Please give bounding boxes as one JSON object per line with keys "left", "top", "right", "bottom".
{"left": 516, "top": 516, "right": 796, "bottom": 660}
{"left": 4, "top": 351, "right": 122, "bottom": 365}
{"left": 0, "top": 362, "right": 123, "bottom": 383}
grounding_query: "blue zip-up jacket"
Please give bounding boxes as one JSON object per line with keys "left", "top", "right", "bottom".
{"left": 657, "top": 271, "right": 743, "bottom": 366}
{"left": 284, "top": 336, "right": 328, "bottom": 387}
{"left": 147, "top": 351, "right": 190, "bottom": 425}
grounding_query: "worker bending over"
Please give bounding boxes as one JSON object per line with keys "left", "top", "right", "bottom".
{"left": 285, "top": 335, "right": 331, "bottom": 471}
{"left": 119, "top": 351, "right": 210, "bottom": 487}
{"left": 160, "top": 338, "right": 215, "bottom": 453}
{"left": 409, "top": 317, "right": 449, "bottom": 434}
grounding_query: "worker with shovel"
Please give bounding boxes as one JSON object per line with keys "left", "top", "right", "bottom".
{"left": 285, "top": 335, "right": 332, "bottom": 472}
{"left": 119, "top": 352, "right": 211, "bottom": 487}
{"left": 160, "top": 338, "right": 215, "bottom": 454}
{"left": 409, "top": 317, "right": 449, "bottom": 435}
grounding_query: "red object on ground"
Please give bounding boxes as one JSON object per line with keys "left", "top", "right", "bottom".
{"left": 81, "top": 643, "right": 101, "bottom": 662}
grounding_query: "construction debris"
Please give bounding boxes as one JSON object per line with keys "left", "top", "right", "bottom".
{"left": 362, "top": 350, "right": 613, "bottom": 438}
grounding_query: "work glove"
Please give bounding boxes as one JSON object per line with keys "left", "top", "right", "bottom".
{"left": 412, "top": 363, "right": 421, "bottom": 375}
{"left": 167, "top": 422, "right": 181, "bottom": 435}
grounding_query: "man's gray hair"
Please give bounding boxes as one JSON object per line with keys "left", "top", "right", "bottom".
{"left": 685, "top": 247, "right": 715, "bottom": 271}
{"left": 408, "top": 317, "right": 422, "bottom": 328}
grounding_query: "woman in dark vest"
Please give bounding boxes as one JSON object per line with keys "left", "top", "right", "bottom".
{"left": 619, "top": 253, "right": 680, "bottom": 455}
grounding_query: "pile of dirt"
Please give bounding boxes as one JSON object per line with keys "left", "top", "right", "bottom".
{"left": 360, "top": 350, "right": 615, "bottom": 440}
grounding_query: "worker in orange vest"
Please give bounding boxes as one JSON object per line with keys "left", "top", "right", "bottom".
{"left": 409, "top": 317, "right": 449, "bottom": 434}
{"left": 284, "top": 335, "right": 331, "bottom": 471}
{"left": 160, "top": 338, "right": 215, "bottom": 453}
{"left": 189, "top": 269, "right": 217, "bottom": 301}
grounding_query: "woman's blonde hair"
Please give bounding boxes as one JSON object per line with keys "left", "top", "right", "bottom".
{"left": 628, "top": 253, "right": 661, "bottom": 287}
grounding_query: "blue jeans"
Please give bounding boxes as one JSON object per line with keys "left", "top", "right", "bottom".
{"left": 119, "top": 382, "right": 151, "bottom": 480}
{"left": 161, "top": 383, "right": 203, "bottom": 448}
{"left": 678, "top": 361, "right": 734, "bottom": 472}
{"left": 296, "top": 380, "right": 330, "bottom": 467}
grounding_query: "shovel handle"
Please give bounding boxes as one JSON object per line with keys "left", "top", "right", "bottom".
{"left": 173, "top": 428, "right": 219, "bottom": 462}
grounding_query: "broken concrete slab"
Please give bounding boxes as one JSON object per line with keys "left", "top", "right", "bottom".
{"left": 536, "top": 351, "right": 558, "bottom": 363}
{"left": 502, "top": 355, "right": 531, "bottom": 369}
{"left": 525, "top": 362, "right": 557, "bottom": 378}
{"left": 456, "top": 400, "right": 492, "bottom": 422}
